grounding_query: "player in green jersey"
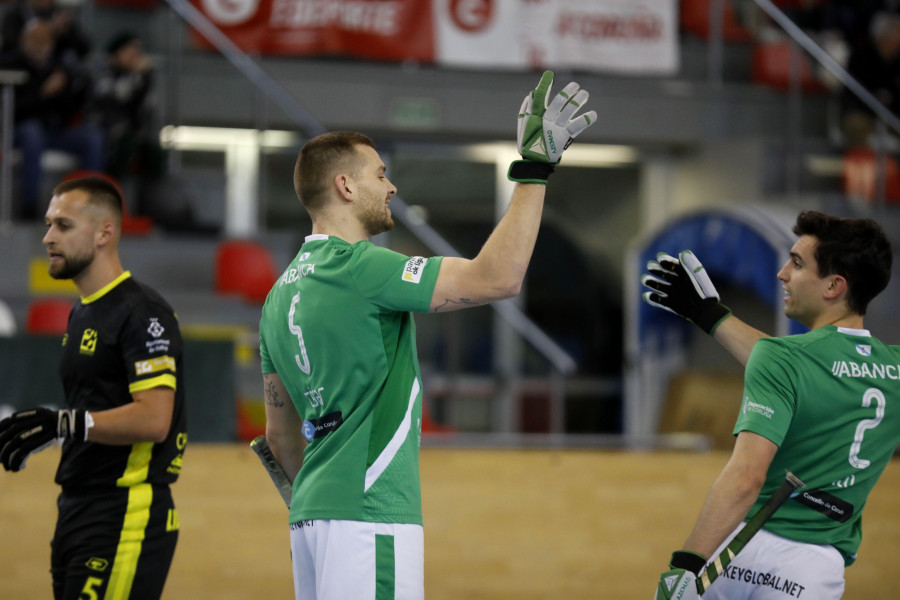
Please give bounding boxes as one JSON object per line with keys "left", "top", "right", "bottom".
{"left": 642, "top": 211, "right": 896, "bottom": 599}
{"left": 258, "top": 71, "right": 596, "bottom": 600}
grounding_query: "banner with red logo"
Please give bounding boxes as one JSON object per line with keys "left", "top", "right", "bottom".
{"left": 193, "top": 0, "right": 435, "bottom": 61}
{"left": 192, "top": 0, "right": 678, "bottom": 75}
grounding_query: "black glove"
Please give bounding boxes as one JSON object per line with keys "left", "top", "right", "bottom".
{"left": 0, "top": 408, "right": 91, "bottom": 472}
{"left": 641, "top": 250, "right": 732, "bottom": 335}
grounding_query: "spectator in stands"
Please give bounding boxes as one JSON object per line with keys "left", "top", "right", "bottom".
{"left": 0, "top": 19, "right": 104, "bottom": 219}
{"left": 89, "top": 32, "right": 166, "bottom": 215}
{"left": 0, "top": 0, "right": 90, "bottom": 62}
{"left": 840, "top": 11, "right": 900, "bottom": 148}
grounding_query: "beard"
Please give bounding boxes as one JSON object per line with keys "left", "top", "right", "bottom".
{"left": 361, "top": 195, "right": 394, "bottom": 237}
{"left": 49, "top": 249, "right": 94, "bottom": 280}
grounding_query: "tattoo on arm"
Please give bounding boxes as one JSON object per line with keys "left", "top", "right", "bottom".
{"left": 432, "top": 297, "right": 478, "bottom": 313}
{"left": 264, "top": 377, "right": 284, "bottom": 407}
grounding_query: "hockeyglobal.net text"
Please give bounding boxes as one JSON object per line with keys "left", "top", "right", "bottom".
{"left": 720, "top": 565, "right": 807, "bottom": 597}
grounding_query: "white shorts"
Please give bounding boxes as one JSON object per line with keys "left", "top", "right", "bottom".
{"left": 703, "top": 523, "right": 845, "bottom": 600}
{"left": 289, "top": 519, "right": 424, "bottom": 600}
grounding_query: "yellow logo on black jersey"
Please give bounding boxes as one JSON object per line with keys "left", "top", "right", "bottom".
{"left": 79, "top": 329, "right": 98, "bottom": 355}
{"left": 85, "top": 557, "right": 108, "bottom": 572}
{"left": 134, "top": 356, "right": 176, "bottom": 376}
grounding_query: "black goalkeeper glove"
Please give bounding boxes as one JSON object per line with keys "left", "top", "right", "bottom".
{"left": 641, "top": 250, "right": 732, "bottom": 335}
{"left": 508, "top": 70, "right": 597, "bottom": 184}
{"left": 0, "top": 408, "right": 92, "bottom": 472}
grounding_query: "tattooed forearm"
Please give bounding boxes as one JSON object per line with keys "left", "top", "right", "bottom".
{"left": 264, "top": 376, "right": 284, "bottom": 407}
{"left": 432, "top": 297, "right": 478, "bottom": 313}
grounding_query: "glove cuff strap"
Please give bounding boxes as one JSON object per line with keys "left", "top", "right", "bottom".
{"left": 696, "top": 301, "right": 732, "bottom": 335}
{"left": 670, "top": 550, "right": 707, "bottom": 575}
{"left": 507, "top": 160, "right": 555, "bottom": 184}
{"left": 59, "top": 409, "right": 91, "bottom": 442}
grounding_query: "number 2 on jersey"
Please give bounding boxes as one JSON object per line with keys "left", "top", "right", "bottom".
{"left": 848, "top": 388, "right": 885, "bottom": 469}
{"left": 289, "top": 292, "right": 311, "bottom": 374}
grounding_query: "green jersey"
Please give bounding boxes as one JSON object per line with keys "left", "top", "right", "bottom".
{"left": 259, "top": 235, "right": 442, "bottom": 526}
{"left": 736, "top": 326, "right": 900, "bottom": 564}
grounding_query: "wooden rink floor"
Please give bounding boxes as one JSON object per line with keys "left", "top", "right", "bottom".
{"left": 1, "top": 445, "right": 898, "bottom": 599}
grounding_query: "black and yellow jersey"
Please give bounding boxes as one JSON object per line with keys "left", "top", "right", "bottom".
{"left": 55, "top": 272, "right": 187, "bottom": 490}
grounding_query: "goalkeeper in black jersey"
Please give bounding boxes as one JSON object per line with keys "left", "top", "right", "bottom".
{"left": 0, "top": 176, "right": 187, "bottom": 600}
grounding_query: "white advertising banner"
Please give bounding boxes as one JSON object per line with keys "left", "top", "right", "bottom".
{"left": 434, "top": 0, "right": 679, "bottom": 75}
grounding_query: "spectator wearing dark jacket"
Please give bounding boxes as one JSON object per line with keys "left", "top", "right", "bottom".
{"left": 1, "top": 0, "right": 90, "bottom": 62}
{"left": 840, "top": 11, "right": 900, "bottom": 147}
{"left": 0, "top": 19, "right": 104, "bottom": 218}
{"left": 90, "top": 32, "right": 165, "bottom": 215}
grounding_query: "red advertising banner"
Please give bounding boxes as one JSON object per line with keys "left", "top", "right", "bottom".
{"left": 192, "top": 0, "right": 435, "bottom": 62}
{"left": 191, "top": 0, "right": 678, "bottom": 75}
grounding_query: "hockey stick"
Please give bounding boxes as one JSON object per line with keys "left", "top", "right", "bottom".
{"left": 249, "top": 435, "right": 292, "bottom": 508}
{"left": 698, "top": 471, "right": 806, "bottom": 595}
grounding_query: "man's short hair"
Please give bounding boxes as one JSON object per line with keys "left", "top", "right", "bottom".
{"left": 293, "top": 132, "right": 376, "bottom": 211}
{"left": 53, "top": 176, "right": 124, "bottom": 222}
{"left": 793, "top": 210, "right": 893, "bottom": 315}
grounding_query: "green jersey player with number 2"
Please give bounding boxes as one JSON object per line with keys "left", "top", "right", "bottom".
{"left": 257, "top": 71, "right": 596, "bottom": 600}
{"left": 642, "top": 211, "right": 898, "bottom": 599}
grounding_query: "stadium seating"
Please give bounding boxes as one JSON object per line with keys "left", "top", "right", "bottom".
{"left": 25, "top": 298, "right": 73, "bottom": 335}
{"left": 751, "top": 40, "right": 827, "bottom": 92}
{"left": 214, "top": 240, "right": 278, "bottom": 304}
{"left": 842, "top": 148, "right": 900, "bottom": 204}
{"left": 680, "top": 0, "right": 753, "bottom": 42}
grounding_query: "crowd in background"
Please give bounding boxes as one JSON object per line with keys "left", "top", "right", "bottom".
{"left": 0, "top": 0, "right": 163, "bottom": 220}
{"left": 3, "top": 0, "right": 900, "bottom": 222}
{"left": 766, "top": 0, "right": 900, "bottom": 149}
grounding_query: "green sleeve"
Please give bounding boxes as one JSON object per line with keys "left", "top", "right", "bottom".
{"left": 348, "top": 244, "right": 443, "bottom": 313}
{"left": 734, "top": 338, "right": 796, "bottom": 447}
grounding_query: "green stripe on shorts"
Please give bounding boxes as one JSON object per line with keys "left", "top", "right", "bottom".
{"left": 376, "top": 534, "right": 395, "bottom": 600}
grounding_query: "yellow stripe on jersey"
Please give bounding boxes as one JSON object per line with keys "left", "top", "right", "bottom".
{"left": 82, "top": 271, "right": 132, "bottom": 304}
{"left": 105, "top": 483, "right": 152, "bottom": 600}
{"left": 133, "top": 356, "right": 176, "bottom": 377}
{"left": 116, "top": 442, "right": 154, "bottom": 488}
{"left": 129, "top": 374, "right": 177, "bottom": 393}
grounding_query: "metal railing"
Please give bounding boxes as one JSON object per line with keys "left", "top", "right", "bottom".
{"left": 706, "top": 0, "right": 900, "bottom": 209}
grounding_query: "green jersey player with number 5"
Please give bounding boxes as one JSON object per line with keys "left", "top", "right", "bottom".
{"left": 642, "top": 211, "right": 897, "bottom": 599}
{"left": 258, "top": 71, "right": 596, "bottom": 600}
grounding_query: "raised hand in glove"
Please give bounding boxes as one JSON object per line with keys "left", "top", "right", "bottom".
{"left": 654, "top": 551, "right": 705, "bottom": 600}
{"left": 641, "top": 250, "right": 732, "bottom": 335}
{"left": 0, "top": 408, "right": 92, "bottom": 471}
{"left": 508, "top": 70, "right": 597, "bottom": 184}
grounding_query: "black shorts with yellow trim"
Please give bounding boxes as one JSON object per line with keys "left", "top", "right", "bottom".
{"left": 51, "top": 484, "right": 179, "bottom": 600}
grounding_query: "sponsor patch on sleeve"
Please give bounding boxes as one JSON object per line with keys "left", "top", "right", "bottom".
{"left": 135, "top": 355, "right": 177, "bottom": 376}
{"left": 402, "top": 256, "right": 427, "bottom": 284}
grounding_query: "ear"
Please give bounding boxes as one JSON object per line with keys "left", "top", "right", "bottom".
{"left": 95, "top": 219, "right": 117, "bottom": 248}
{"left": 824, "top": 275, "right": 847, "bottom": 301}
{"left": 334, "top": 173, "right": 355, "bottom": 203}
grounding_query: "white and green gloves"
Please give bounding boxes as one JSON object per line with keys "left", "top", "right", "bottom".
{"left": 641, "top": 250, "right": 732, "bottom": 335}
{"left": 654, "top": 551, "right": 706, "bottom": 600}
{"left": 508, "top": 70, "right": 597, "bottom": 184}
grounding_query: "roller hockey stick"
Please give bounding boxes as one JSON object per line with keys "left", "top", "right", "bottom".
{"left": 250, "top": 435, "right": 292, "bottom": 508}
{"left": 698, "top": 471, "right": 806, "bottom": 594}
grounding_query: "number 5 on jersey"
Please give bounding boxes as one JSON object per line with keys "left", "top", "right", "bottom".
{"left": 289, "top": 292, "right": 311, "bottom": 374}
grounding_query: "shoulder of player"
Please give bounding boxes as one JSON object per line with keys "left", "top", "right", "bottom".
{"left": 117, "top": 279, "right": 181, "bottom": 330}
{"left": 758, "top": 327, "right": 834, "bottom": 350}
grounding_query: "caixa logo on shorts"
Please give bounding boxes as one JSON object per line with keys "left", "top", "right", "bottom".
{"left": 302, "top": 411, "right": 343, "bottom": 442}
